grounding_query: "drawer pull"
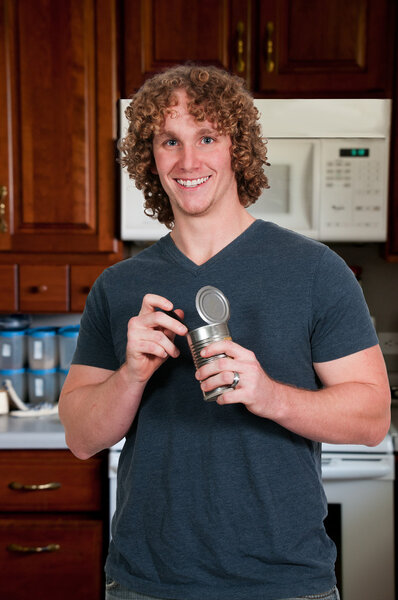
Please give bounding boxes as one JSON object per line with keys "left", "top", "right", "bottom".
{"left": 7, "top": 542, "right": 60, "bottom": 554}
{"left": 8, "top": 481, "right": 61, "bottom": 491}
{"left": 31, "top": 284, "right": 49, "bottom": 293}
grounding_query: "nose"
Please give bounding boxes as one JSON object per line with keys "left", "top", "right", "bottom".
{"left": 179, "top": 144, "right": 200, "bottom": 171}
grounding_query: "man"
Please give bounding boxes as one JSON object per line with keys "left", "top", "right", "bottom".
{"left": 59, "top": 65, "right": 391, "bottom": 600}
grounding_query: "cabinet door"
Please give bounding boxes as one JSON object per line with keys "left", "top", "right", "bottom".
{"left": 19, "top": 265, "right": 69, "bottom": 313}
{"left": 123, "top": 0, "right": 235, "bottom": 95}
{"left": 70, "top": 265, "right": 107, "bottom": 312}
{"left": 256, "top": 0, "right": 395, "bottom": 95}
{"left": 0, "top": 265, "right": 18, "bottom": 312}
{"left": 0, "top": 0, "right": 119, "bottom": 254}
{"left": 0, "top": 517, "right": 103, "bottom": 600}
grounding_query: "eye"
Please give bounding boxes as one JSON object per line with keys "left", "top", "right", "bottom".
{"left": 165, "top": 139, "right": 178, "bottom": 147}
{"left": 201, "top": 136, "right": 214, "bottom": 145}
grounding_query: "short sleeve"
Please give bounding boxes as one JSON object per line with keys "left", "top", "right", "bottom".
{"left": 72, "top": 272, "right": 120, "bottom": 371}
{"left": 310, "top": 248, "right": 378, "bottom": 363}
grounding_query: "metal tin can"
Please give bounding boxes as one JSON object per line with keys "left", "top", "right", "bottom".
{"left": 187, "top": 286, "right": 233, "bottom": 402}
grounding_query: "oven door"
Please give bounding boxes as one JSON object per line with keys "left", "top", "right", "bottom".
{"left": 322, "top": 453, "right": 395, "bottom": 600}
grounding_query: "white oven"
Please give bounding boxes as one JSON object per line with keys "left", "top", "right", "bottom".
{"left": 109, "top": 435, "right": 395, "bottom": 599}
{"left": 322, "top": 435, "right": 395, "bottom": 600}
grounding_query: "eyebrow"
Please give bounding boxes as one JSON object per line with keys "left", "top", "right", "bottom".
{"left": 155, "top": 127, "right": 218, "bottom": 140}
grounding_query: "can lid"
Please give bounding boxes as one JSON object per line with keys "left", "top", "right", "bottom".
{"left": 195, "top": 286, "right": 230, "bottom": 324}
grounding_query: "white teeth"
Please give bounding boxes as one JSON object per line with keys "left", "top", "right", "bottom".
{"left": 176, "top": 176, "right": 210, "bottom": 188}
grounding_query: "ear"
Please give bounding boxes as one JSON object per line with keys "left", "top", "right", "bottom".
{"left": 150, "top": 160, "right": 158, "bottom": 175}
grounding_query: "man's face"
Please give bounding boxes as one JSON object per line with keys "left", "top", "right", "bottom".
{"left": 152, "top": 90, "right": 239, "bottom": 222}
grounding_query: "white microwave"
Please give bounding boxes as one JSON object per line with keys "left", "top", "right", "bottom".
{"left": 119, "top": 99, "right": 391, "bottom": 242}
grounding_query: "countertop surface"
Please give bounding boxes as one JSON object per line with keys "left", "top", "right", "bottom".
{"left": 0, "top": 413, "right": 67, "bottom": 449}
{"left": 1, "top": 404, "right": 398, "bottom": 452}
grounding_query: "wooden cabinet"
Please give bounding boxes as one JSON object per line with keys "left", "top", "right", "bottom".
{"left": 254, "top": 0, "right": 395, "bottom": 96}
{"left": 19, "top": 266, "right": 69, "bottom": 313}
{"left": 0, "top": 263, "right": 108, "bottom": 313}
{"left": 0, "top": 0, "right": 123, "bottom": 312}
{"left": 0, "top": 0, "right": 120, "bottom": 254}
{"left": 0, "top": 265, "right": 17, "bottom": 312}
{"left": 123, "top": 0, "right": 237, "bottom": 95}
{"left": 0, "top": 449, "right": 108, "bottom": 600}
{"left": 122, "top": 0, "right": 395, "bottom": 97}
{"left": 70, "top": 265, "right": 107, "bottom": 313}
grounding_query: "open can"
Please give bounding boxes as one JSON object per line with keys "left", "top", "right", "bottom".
{"left": 187, "top": 286, "right": 233, "bottom": 402}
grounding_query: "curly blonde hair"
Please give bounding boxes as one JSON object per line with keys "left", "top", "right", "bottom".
{"left": 119, "top": 64, "right": 269, "bottom": 229}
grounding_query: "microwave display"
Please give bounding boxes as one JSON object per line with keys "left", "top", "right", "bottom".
{"left": 339, "top": 148, "right": 369, "bottom": 157}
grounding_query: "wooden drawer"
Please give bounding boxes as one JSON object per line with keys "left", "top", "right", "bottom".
{"left": 70, "top": 264, "right": 106, "bottom": 312}
{"left": 0, "top": 450, "right": 105, "bottom": 512}
{"left": 19, "top": 265, "right": 69, "bottom": 312}
{"left": 0, "top": 516, "right": 103, "bottom": 600}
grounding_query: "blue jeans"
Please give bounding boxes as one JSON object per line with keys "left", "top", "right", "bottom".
{"left": 105, "top": 579, "right": 340, "bottom": 600}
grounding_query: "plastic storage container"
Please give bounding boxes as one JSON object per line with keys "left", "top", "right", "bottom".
{"left": 58, "top": 326, "right": 79, "bottom": 371}
{"left": 0, "top": 368, "right": 27, "bottom": 401}
{"left": 0, "top": 330, "right": 26, "bottom": 370}
{"left": 27, "top": 327, "right": 58, "bottom": 370}
{"left": 27, "top": 368, "right": 58, "bottom": 404}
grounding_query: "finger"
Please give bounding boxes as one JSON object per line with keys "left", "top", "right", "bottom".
{"left": 216, "top": 388, "right": 242, "bottom": 405}
{"left": 195, "top": 356, "right": 240, "bottom": 382}
{"left": 200, "top": 369, "right": 238, "bottom": 394}
{"left": 200, "top": 340, "right": 254, "bottom": 361}
{"left": 139, "top": 293, "right": 174, "bottom": 316}
{"left": 135, "top": 310, "right": 187, "bottom": 337}
{"left": 161, "top": 309, "right": 187, "bottom": 338}
{"left": 163, "top": 309, "right": 186, "bottom": 326}
{"left": 129, "top": 327, "right": 181, "bottom": 359}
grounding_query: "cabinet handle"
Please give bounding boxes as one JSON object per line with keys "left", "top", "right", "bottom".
{"left": 265, "top": 21, "right": 275, "bottom": 73}
{"left": 236, "top": 21, "right": 245, "bottom": 73}
{"left": 7, "top": 542, "right": 60, "bottom": 554}
{"left": 31, "top": 284, "right": 49, "bottom": 293}
{"left": 9, "top": 481, "right": 61, "bottom": 491}
{"left": 0, "top": 185, "right": 8, "bottom": 233}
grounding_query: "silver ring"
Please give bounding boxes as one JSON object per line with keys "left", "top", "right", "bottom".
{"left": 231, "top": 371, "right": 240, "bottom": 389}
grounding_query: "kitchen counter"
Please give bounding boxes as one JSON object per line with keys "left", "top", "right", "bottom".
{"left": 0, "top": 414, "right": 67, "bottom": 449}
{"left": 1, "top": 405, "right": 397, "bottom": 451}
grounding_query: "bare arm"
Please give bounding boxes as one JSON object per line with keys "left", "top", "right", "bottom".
{"left": 195, "top": 342, "right": 391, "bottom": 446}
{"left": 58, "top": 294, "right": 187, "bottom": 459}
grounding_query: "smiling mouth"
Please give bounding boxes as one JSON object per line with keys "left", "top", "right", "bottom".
{"left": 175, "top": 176, "right": 210, "bottom": 188}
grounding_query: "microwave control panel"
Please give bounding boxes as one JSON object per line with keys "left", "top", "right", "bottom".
{"left": 319, "top": 139, "right": 388, "bottom": 241}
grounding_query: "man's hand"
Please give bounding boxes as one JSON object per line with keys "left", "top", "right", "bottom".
{"left": 195, "top": 339, "right": 277, "bottom": 418}
{"left": 125, "top": 294, "right": 187, "bottom": 383}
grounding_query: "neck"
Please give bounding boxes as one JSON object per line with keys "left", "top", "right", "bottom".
{"left": 170, "top": 208, "right": 255, "bottom": 265}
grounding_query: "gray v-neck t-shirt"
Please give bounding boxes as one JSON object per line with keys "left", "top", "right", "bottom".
{"left": 73, "top": 220, "right": 377, "bottom": 600}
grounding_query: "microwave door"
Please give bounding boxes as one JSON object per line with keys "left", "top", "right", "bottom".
{"left": 248, "top": 139, "right": 320, "bottom": 239}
